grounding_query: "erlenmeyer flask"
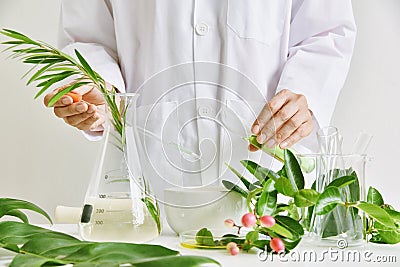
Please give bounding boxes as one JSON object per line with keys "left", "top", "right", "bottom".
{"left": 78, "top": 93, "right": 161, "bottom": 243}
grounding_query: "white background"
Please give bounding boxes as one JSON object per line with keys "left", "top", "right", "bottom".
{"left": 0, "top": 0, "right": 399, "bottom": 223}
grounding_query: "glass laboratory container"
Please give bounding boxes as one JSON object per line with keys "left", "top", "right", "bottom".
{"left": 78, "top": 93, "right": 161, "bottom": 243}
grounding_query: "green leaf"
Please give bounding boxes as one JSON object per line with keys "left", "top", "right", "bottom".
{"left": 274, "top": 215, "right": 304, "bottom": 240}
{"left": 314, "top": 187, "right": 344, "bottom": 215}
{"left": 142, "top": 197, "right": 161, "bottom": 234}
{"left": 1, "top": 40, "right": 25, "bottom": 45}
{"left": 256, "top": 186, "right": 277, "bottom": 216}
{"left": 225, "top": 163, "right": 252, "bottom": 190}
{"left": 132, "top": 256, "right": 221, "bottom": 267}
{"left": 1, "top": 29, "right": 38, "bottom": 45}
{"left": 241, "top": 242, "right": 253, "bottom": 252}
{"left": 296, "top": 155, "right": 316, "bottom": 174}
{"left": 246, "top": 231, "right": 259, "bottom": 243}
{"left": 0, "top": 198, "right": 52, "bottom": 223}
{"left": 252, "top": 239, "right": 270, "bottom": 251}
{"left": 34, "top": 73, "right": 83, "bottom": 101}
{"left": 267, "top": 223, "right": 294, "bottom": 239}
{"left": 348, "top": 170, "right": 360, "bottom": 202}
{"left": 3, "top": 210, "right": 29, "bottom": 224}
{"left": 26, "top": 61, "right": 60, "bottom": 85}
{"left": 222, "top": 180, "right": 248, "bottom": 198}
{"left": 367, "top": 186, "right": 384, "bottom": 206}
{"left": 10, "top": 254, "right": 61, "bottom": 267}
{"left": 0, "top": 29, "right": 128, "bottom": 156}
{"left": 277, "top": 165, "right": 287, "bottom": 177}
{"left": 47, "top": 81, "right": 90, "bottom": 106}
{"left": 240, "top": 160, "right": 279, "bottom": 182}
{"left": 386, "top": 209, "right": 400, "bottom": 220}
{"left": 34, "top": 70, "right": 78, "bottom": 82}
{"left": 74, "top": 49, "right": 98, "bottom": 80}
{"left": 326, "top": 175, "right": 356, "bottom": 189}
{"left": 13, "top": 48, "right": 49, "bottom": 54}
{"left": 0, "top": 221, "right": 219, "bottom": 266}
{"left": 287, "top": 201, "right": 300, "bottom": 221}
{"left": 273, "top": 203, "right": 290, "bottom": 214}
{"left": 353, "top": 202, "right": 395, "bottom": 228}
{"left": 23, "top": 54, "right": 65, "bottom": 63}
{"left": 262, "top": 178, "right": 276, "bottom": 192}
{"left": 195, "top": 228, "right": 215, "bottom": 246}
{"left": 247, "top": 135, "right": 284, "bottom": 162}
{"left": 23, "top": 57, "right": 65, "bottom": 65}
{"left": 274, "top": 177, "right": 296, "bottom": 197}
{"left": 247, "top": 136, "right": 314, "bottom": 172}
{"left": 371, "top": 209, "right": 400, "bottom": 244}
{"left": 281, "top": 238, "right": 302, "bottom": 250}
{"left": 294, "top": 189, "right": 320, "bottom": 207}
{"left": 246, "top": 187, "right": 262, "bottom": 212}
{"left": 284, "top": 149, "right": 304, "bottom": 191}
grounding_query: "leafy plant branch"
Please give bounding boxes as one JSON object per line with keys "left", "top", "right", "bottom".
{"left": 206, "top": 138, "right": 400, "bottom": 255}
{"left": 1, "top": 29, "right": 124, "bottom": 139}
{"left": 0, "top": 198, "right": 220, "bottom": 266}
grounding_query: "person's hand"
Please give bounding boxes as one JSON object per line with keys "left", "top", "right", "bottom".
{"left": 249, "top": 89, "right": 314, "bottom": 151}
{"left": 44, "top": 83, "right": 106, "bottom": 131}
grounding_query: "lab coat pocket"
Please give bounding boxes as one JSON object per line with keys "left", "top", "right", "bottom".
{"left": 226, "top": 0, "right": 287, "bottom": 46}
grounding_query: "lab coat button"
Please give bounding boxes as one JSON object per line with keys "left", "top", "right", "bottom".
{"left": 195, "top": 22, "right": 209, "bottom": 36}
{"left": 198, "top": 106, "right": 213, "bottom": 117}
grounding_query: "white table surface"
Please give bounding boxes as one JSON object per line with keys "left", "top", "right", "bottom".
{"left": 0, "top": 224, "right": 399, "bottom": 267}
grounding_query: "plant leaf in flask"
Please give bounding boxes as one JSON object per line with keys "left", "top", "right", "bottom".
{"left": 79, "top": 93, "right": 161, "bottom": 243}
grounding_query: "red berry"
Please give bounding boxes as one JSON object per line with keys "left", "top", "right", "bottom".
{"left": 241, "top": 213, "right": 257, "bottom": 228}
{"left": 226, "top": 242, "right": 237, "bottom": 251}
{"left": 230, "top": 246, "right": 240, "bottom": 256}
{"left": 224, "top": 219, "right": 235, "bottom": 228}
{"left": 260, "top": 215, "right": 276, "bottom": 228}
{"left": 270, "top": 238, "right": 285, "bottom": 253}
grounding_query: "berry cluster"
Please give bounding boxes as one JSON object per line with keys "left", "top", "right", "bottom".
{"left": 224, "top": 213, "right": 285, "bottom": 256}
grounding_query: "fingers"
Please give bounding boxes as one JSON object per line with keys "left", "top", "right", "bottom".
{"left": 73, "top": 113, "right": 105, "bottom": 131}
{"left": 54, "top": 102, "right": 93, "bottom": 118}
{"left": 44, "top": 91, "right": 74, "bottom": 108}
{"left": 42, "top": 82, "right": 106, "bottom": 131}
{"left": 258, "top": 103, "right": 298, "bottom": 145}
{"left": 251, "top": 89, "right": 289, "bottom": 139}
{"left": 62, "top": 106, "right": 96, "bottom": 126}
{"left": 53, "top": 99, "right": 104, "bottom": 131}
{"left": 76, "top": 84, "right": 106, "bottom": 105}
{"left": 251, "top": 89, "right": 314, "bottom": 148}
{"left": 269, "top": 111, "right": 311, "bottom": 148}
{"left": 279, "top": 119, "right": 314, "bottom": 148}
{"left": 44, "top": 82, "right": 75, "bottom": 107}
{"left": 63, "top": 107, "right": 104, "bottom": 131}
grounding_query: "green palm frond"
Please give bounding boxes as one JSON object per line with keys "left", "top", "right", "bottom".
{"left": 1, "top": 28, "right": 124, "bottom": 137}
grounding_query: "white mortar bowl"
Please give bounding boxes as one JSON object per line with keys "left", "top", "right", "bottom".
{"left": 164, "top": 186, "right": 247, "bottom": 234}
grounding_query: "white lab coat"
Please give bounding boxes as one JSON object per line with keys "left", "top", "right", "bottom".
{"left": 58, "top": 0, "right": 356, "bottom": 194}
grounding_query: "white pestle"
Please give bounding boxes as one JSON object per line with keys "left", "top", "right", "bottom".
{"left": 54, "top": 206, "right": 82, "bottom": 224}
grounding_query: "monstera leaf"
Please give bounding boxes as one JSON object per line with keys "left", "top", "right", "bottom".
{"left": 0, "top": 198, "right": 220, "bottom": 267}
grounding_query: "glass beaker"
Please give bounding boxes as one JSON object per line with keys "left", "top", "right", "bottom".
{"left": 305, "top": 154, "right": 367, "bottom": 247}
{"left": 78, "top": 93, "right": 161, "bottom": 243}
